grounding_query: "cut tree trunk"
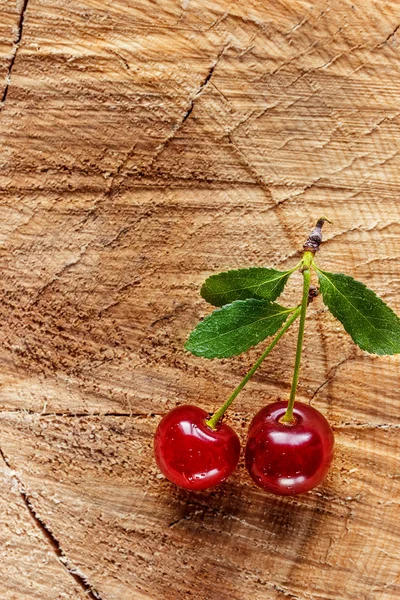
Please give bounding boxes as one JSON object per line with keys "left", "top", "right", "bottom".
{"left": 1, "top": 1, "right": 400, "bottom": 599}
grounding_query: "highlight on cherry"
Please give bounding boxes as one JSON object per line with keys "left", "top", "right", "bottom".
{"left": 154, "top": 218, "right": 400, "bottom": 495}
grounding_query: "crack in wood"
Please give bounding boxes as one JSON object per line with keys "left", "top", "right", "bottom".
{"left": 78, "top": 142, "right": 138, "bottom": 225}
{"left": 310, "top": 350, "right": 358, "bottom": 402}
{"left": 96, "top": 278, "right": 142, "bottom": 316}
{"left": 73, "top": 42, "right": 231, "bottom": 234}
{"left": 100, "top": 209, "right": 154, "bottom": 248}
{"left": 29, "top": 244, "right": 90, "bottom": 307}
{"left": 334, "top": 422, "right": 400, "bottom": 430}
{"left": 150, "top": 302, "right": 189, "bottom": 327}
{"left": 272, "top": 583, "right": 303, "bottom": 600}
{"left": 168, "top": 515, "right": 192, "bottom": 528}
{"left": 109, "top": 49, "right": 131, "bottom": 71}
{"left": 379, "top": 23, "right": 400, "bottom": 47}
{"left": 0, "top": 446, "right": 102, "bottom": 599}
{"left": 284, "top": 41, "right": 366, "bottom": 89}
{"left": 0, "top": 410, "right": 159, "bottom": 418}
{"left": 180, "top": 46, "right": 227, "bottom": 126}
{"left": 226, "top": 133, "right": 274, "bottom": 198}
{"left": 139, "top": 40, "right": 231, "bottom": 176}
{"left": 223, "top": 132, "right": 302, "bottom": 250}
{"left": 0, "top": 0, "right": 30, "bottom": 110}
{"left": 211, "top": 81, "right": 231, "bottom": 104}
{"left": 92, "top": 40, "right": 231, "bottom": 199}
{"left": 286, "top": 15, "right": 308, "bottom": 34}
{"left": 323, "top": 219, "right": 399, "bottom": 247}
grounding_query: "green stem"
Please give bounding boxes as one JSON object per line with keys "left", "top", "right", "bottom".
{"left": 281, "top": 251, "right": 313, "bottom": 424}
{"left": 206, "top": 306, "right": 301, "bottom": 430}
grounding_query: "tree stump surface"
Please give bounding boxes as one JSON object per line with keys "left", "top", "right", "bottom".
{"left": 1, "top": 1, "right": 400, "bottom": 598}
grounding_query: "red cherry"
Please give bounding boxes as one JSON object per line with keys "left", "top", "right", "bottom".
{"left": 245, "top": 401, "right": 334, "bottom": 495}
{"left": 154, "top": 405, "right": 240, "bottom": 491}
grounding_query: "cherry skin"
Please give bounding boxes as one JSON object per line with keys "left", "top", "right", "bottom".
{"left": 154, "top": 405, "right": 240, "bottom": 491}
{"left": 245, "top": 401, "right": 334, "bottom": 496}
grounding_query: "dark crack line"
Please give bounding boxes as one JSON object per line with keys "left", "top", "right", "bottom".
{"left": 334, "top": 422, "right": 400, "bottom": 430}
{"left": 137, "top": 40, "right": 230, "bottom": 177}
{"left": 29, "top": 244, "right": 89, "bottom": 307}
{"left": 168, "top": 515, "right": 192, "bottom": 528}
{"left": 226, "top": 132, "right": 274, "bottom": 198}
{"left": 310, "top": 351, "right": 358, "bottom": 403}
{"left": 272, "top": 584, "right": 302, "bottom": 600}
{"left": 1, "top": 0, "right": 30, "bottom": 109}
{"left": 0, "top": 446, "right": 102, "bottom": 599}
{"left": 0, "top": 410, "right": 159, "bottom": 418}
{"left": 380, "top": 23, "right": 400, "bottom": 47}
{"left": 322, "top": 219, "right": 398, "bottom": 247}
{"left": 98, "top": 40, "right": 230, "bottom": 194}
{"left": 78, "top": 140, "right": 137, "bottom": 226}
{"left": 224, "top": 132, "right": 301, "bottom": 248}
{"left": 150, "top": 303, "right": 189, "bottom": 327}
{"left": 180, "top": 43, "right": 228, "bottom": 126}
{"left": 109, "top": 49, "right": 131, "bottom": 71}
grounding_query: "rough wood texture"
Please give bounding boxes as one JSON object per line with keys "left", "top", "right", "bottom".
{"left": 1, "top": 0, "right": 400, "bottom": 598}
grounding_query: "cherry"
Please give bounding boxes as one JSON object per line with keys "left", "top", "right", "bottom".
{"left": 245, "top": 401, "right": 334, "bottom": 495}
{"left": 154, "top": 405, "right": 240, "bottom": 491}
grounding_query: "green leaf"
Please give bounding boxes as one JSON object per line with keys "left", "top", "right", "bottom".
{"left": 316, "top": 268, "right": 400, "bottom": 355}
{"left": 200, "top": 267, "right": 294, "bottom": 307}
{"left": 185, "top": 299, "right": 294, "bottom": 358}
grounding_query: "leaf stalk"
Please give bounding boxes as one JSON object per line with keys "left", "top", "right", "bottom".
{"left": 281, "top": 251, "right": 313, "bottom": 423}
{"left": 206, "top": 306, "right": 301, "bottom": 430}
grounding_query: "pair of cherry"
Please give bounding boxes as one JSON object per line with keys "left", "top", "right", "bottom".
{"left": 154, "top": 401, "right": 334, "bottom": 495}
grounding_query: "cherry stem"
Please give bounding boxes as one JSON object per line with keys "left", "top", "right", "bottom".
{"left": 281, "top": 251, "right": 313, "bottom": 424}
{"left": 206, "top": 306, "right": 301, "bottom": 430}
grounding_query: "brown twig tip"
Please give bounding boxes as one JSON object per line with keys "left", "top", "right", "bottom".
{"left": 316, "top": 216, "right": 332, "bottom": 226}
{"left": 303, "top": 217, "right": 332, "bottom": 253}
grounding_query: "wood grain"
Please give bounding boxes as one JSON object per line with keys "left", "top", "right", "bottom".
{"left": 0, "top": 450, "right": 90, "bottom": 598}
{"left": 1, "top": 0, "right": 400, "bottom": 598}
{"left": 1, "top": 413, "right": 400, "bottom": 600}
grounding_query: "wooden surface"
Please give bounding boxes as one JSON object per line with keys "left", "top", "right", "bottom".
{"left": 1, "top": 0, "right": 400, "bottom": 598}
